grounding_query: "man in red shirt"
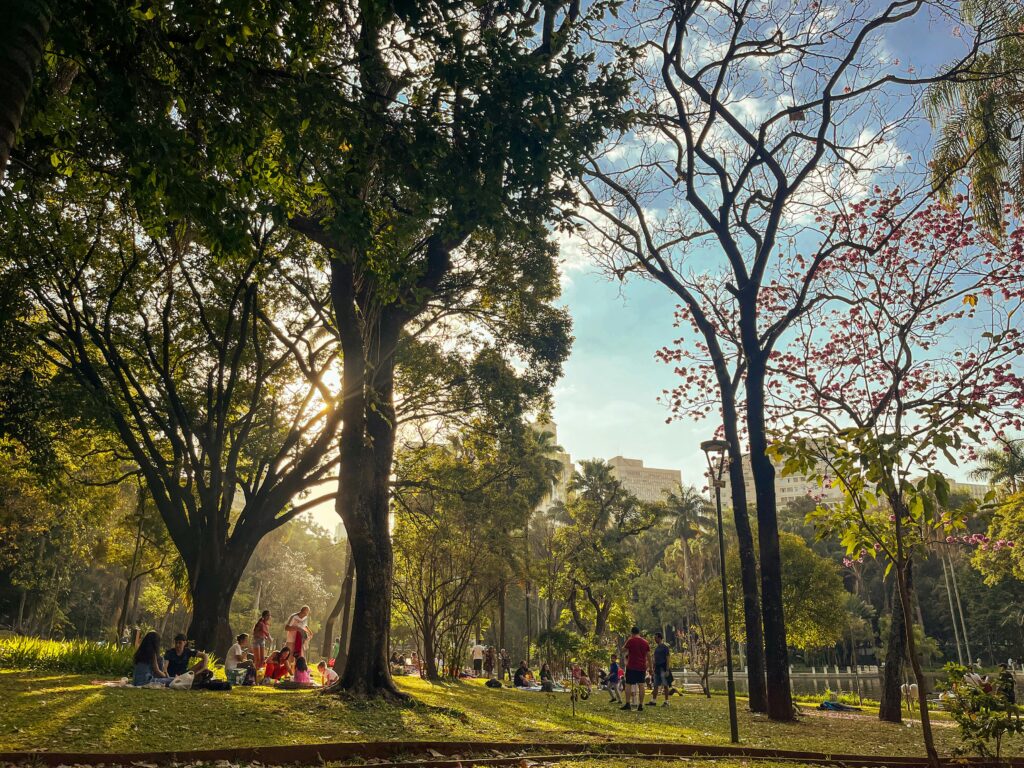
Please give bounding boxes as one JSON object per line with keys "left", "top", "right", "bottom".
{"left": 620, "top": 625, "right": 651, "bottom": 712}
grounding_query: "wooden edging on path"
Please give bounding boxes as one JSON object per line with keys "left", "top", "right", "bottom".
{"left": 1, "top": 741, "right": 1022, "bottom": 768}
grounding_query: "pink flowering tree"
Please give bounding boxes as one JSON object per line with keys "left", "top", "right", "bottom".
{"left": 577, "top": 0, "right": 998, "bottom": 723}
{"left": 771, "top": 193, "right": 1024, "bottom": 758}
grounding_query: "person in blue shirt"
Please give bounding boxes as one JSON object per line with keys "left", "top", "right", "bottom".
{"left": 607, "top": 653, "right": 622, "bottom": 704}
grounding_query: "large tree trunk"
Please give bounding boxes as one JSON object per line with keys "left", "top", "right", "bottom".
{"left": 337, "top": 493, "right": 398, "bottom": 696}
{"left": 880, "top": 565, "right": 910, "bottom": 722}
{"left": 0, "top": 0, "right": 51, "bottom": 181}
{"left": 744, "top": 360, "right": 793, "bottom": 721}
{"left": 421, "top": 613, "right": 439, "bottom": 680}
{"left": 723, "top": 407, "right": 768, "bottom": 714}
{"left": 186, "top": 546, "right": 247, "bottom": 657}
{"left": 329, "top": 298, "right": 403, "bottom": 698}
{"left": 15, "top": 588, "right": 27, "bottom": 633}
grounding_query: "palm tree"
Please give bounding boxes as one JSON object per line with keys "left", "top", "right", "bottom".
{"left": 926, "top": 0, "right": 1024, "bottom": 233}
{"left": 970, "top": 439, "right": 1024, "bottom": 494}
{"left": 660, "top": 485, "right": 714, "bottom": 584}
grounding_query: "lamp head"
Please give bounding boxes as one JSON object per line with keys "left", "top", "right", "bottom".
{"left": 700, "top": 439, "right": 730, "bottom": 456}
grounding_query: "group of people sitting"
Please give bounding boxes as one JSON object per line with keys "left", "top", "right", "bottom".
{"left": 130, "top": 605, "right": 339, "bottom": 689}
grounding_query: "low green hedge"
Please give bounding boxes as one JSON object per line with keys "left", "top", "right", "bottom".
{"left": 0, "top": 636, "right": 134, "bottom": 676}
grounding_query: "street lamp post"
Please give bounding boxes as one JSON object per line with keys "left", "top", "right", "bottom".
{"left": 701, "top": 439, "right": 739, "bottom": 744}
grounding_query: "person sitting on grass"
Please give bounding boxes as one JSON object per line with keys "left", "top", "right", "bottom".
{"left": 318, "top": 660, "right": 339, "bottom": 687}
{"left": 276, "top": 656, "right": 318, "bottom": 689}
{"left": 571, "top": 663, "right": 591, "bottom": 687}
{"left": 133, "top": 631, "right": 174, "bottom": 686}
{"left": 164, "top": 634, "right": 208, "bottom": 678}
{"left": 540, "top": 663, "right": 554, "bottom": 692}
{"left": 225, "top": 633, "right": 257, "bottom": 682}
{"left": 262, "top": 650, "right": 284, "bottom": 683}
{"left": 293, "top": 656, "right": 313, "bottom": 684}
{"left": 513, "top": 660, "right": 533, "bottom": 688}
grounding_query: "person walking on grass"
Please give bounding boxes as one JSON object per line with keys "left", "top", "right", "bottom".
{"left": 651, "top": 632, "right": 672, "bottom": 706}
{"left": 620, "top": 626, "right": 651, "bottom": 712}
{"left": 607, "top": 653, "right": 623, "bottom": 704}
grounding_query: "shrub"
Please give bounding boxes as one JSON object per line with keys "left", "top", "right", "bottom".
{"left": 0, "top": 636, "right": 134, "bottom": 676}
{"left": 940, "top": 662, "right": 1024, "bottom": 760}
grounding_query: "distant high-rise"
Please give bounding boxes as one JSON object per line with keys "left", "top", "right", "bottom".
{"left": 607, "top": 456, "right": 682, "bottom": 503}
{"left": 719, "top": 453, "right": 844, "bottom": 510}
{"left": 719, "top": 453, "right": 993, "bottom": 511}
{"left": 533, "top": 419, "right": 574, "bottom": 508}
{"left": 947, "top": 480, "right": 991, "bottom": 502}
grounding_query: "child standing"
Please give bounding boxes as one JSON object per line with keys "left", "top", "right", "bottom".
{"left": 607, "top": 653, "right": 622, "bottom": 703}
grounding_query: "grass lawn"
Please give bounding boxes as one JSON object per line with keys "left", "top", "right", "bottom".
{"left": 0, "top": 669, "right": 1002, "bottom": 759}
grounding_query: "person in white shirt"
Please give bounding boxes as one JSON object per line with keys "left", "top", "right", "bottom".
{"left": 285, "top": 606, "right": 313, "bottom": 657}
{"left": 225, "top": 633, "right": 256, "bottom": 681}
{"left": 471, "top": 642, "right": 485, "bottom": 676}
{"left": 318, "top": 660, "right": 339, "bottom": 686}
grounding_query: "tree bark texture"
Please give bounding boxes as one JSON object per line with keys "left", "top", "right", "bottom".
{"left": 723, "top": 406, "right": 768, "bottom": 713}
{"left": 0, "top": 0, "right": 51, "bottom": 180}
{"left": 879, "top": 575, "right": 907, "bottom": 724}
{"left": 186, "top": 545, "right": 249, "bottom": 657}
{"left": 745, "top": 360, "right": 793, "bottom": 721}
{"left": 328, "top": 270, "right": 405, "bottom": 697}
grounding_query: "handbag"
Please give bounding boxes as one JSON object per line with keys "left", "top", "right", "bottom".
{"left": 169, "top": 671, "right": 194, "bottom": 690}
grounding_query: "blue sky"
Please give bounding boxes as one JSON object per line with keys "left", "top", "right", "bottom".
{"left": 550, "top": 269, "right": 711, "bottom": 486}
{"left": 547, "top": 8, "right": 992, "bottom": 492}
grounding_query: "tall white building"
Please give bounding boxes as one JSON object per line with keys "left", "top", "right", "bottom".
{"left": 718, "top": 454, "right": 992, "bottom": 510}
{"left": 948, "top": 480, "right": 991, "bottom": 502}
{"left": 607, "top": 456, "right": 682, "bottom": 503}
{"left": 719, "top": 453, "right": 844, "bottom": 510}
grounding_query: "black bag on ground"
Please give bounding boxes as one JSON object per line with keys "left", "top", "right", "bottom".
{"left": 485, "top": 678, "right": 503, "bottom": 689}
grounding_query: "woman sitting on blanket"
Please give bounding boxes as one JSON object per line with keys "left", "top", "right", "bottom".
{"left": 133, "top": 631, "right": 174, "bottom": 686}
{"left": 263, "top": 648, "right": 293, "bottom": 683}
